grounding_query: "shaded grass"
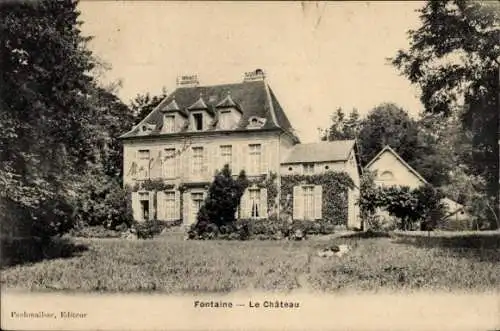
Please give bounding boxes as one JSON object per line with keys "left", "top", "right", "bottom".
{"left": 1, "top": 233, "right": 499, "bottom": 293}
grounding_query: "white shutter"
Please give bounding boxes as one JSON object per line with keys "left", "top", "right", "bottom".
{"left": 132, "top": 192, "right": 141, "bottom": 221}
{"left": 148, "top": 192, "right": 155, "bottom": 220}
{"left": 203, "top": 146, "right": 209, "bottom": 180}
{"left": 186, "top": 147, "right": 192, "bottom": 180}
{"left": 240, "top": 188, "right": 250, "bottom": 218}
{"left": 314, "top": 185, "right": 323, "bottom": 220}
{"left": 260, "top": 143, "right": 268, "bottom": 175}
{"left": 174, "top": 190, "right": 181, "bottom": 220}
{"left": 156, "top": 191, "right": 165, "bottom": 221}
{"left": 182, "top": 191, "right": 190, "bottom": 225}
{"left": 235, "top": 144, "right": 242, "bottom": 175}
{"left": 241, "top": 144, "right": 248, "bottom": 175}
{"left": 293, "top": 186, "right": 303, "bottom": 220}
{"left": 260, "top": 188, "right": 268, "bottom": 218}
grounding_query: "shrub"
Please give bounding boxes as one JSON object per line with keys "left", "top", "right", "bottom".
{"left": 134, "top": 220, "right": 167, "bottom": 239}
{"left": 72, "top": 178, "right": 134, "bottom": 230}
{"left": 190, "top": 165, "right": 249, "bottom": 239}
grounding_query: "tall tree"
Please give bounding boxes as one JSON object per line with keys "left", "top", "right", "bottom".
{"left": 0, "top": 0, "right": 99, "bottom": 237}
{"left": 130, "top": 89, "right": 167, "bottom": 124}
{"left": 392, "top": 0, "right": 499, "bottom": 226}
{"left": 321, "top": 107, "right": 361, "bottom": 141}
{"left": 357, "top": 103, "right": 421, "bottom": 167}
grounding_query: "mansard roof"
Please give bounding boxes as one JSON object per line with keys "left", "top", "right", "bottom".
{"left": 119, "top": 79, "right": 299, "bottom": 140}
{"left": 283, "top": 140, "right": 356, "bottom": 164}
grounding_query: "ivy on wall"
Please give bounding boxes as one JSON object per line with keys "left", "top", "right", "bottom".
{"left": 280, "top": 171, "right": 354, "bottom": 225}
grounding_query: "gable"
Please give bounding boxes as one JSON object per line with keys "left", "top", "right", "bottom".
{"left": 366, "top": 150, "right": 426, "bottom": 189}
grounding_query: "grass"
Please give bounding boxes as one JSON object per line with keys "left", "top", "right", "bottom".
{"left": 1, "top": 232, "right": 499, "bottom": 293}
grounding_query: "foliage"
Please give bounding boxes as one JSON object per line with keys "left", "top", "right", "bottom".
{"left": 441, "top": 165, "right": 499, "bottom": 229}
{"left": 360, "top": 182, "right": 445, "bottom": 231}
{"left": 132, "top": 220, "right": 176, "bottom": 239}
{"left": 280, "top": 171, "right": 354, "bottom": 225}
{"left": 320, "top": 107, "right": 361, "bottom": 141}
{"left": 129, "top": 89, "right": 167, "bottom": 125}
{"left": 72, "top": 175, "right": 134, "bottom": 230}
{"left": 0, "top": 0, "right": 101, "bottom": 239}
{"left": 357, "top": 103, "right": 421, "bottom": 167}
{"left": 190, "top": 165, "right": 249, "bottom": 238}
{"left": 392, "top": 0, "right": 499, "bottom": 226}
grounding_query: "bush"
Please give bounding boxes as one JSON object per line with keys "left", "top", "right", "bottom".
{"left": 72, "top": 178, "right": 134, "bottom": 230}
{"left": 134, "top": 220, "right": 167, "bottom": 239}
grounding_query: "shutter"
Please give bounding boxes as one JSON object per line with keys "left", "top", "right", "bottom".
{"left": 260, "top": 188, "right": 268, "bottom": 218}
{"left": 174, "top": 190, "right": 181, "bottom": 220}
{"left": 182, "top": 191, "right": 190, "bottom": 225}
{"left": 240, "top": 188, "right": 250, "bottom": 218}
{"left": 260, "top": 143, "right": 268, "bottom": 175}
{"left": 241, "top": 144, "right": 248, "bottom": 175}
{"left": 234, "top": 144, "right": 242, "bottom": 175}
{"left": 203, "top": 146, "right": 209, "bottom": 180}
{"left": 186, "top": 147, "right": 192, "bottom": 180}
{"left": 132, "top": 192, "right": 141, "bottom": 221}
{"left": 156, "top": 191, "right": 165, "bottom": 221}
{"left": 148, "top": 191, "right": 155, "bottom": 220}
{"left": 132, "top": 151, "right": 138, "bottom": 180}
{"left": 175, "top": 148, "right": 181, "bottom": 178}
{"left": 293, "top": 186, "right": 303, "bottom": 220}
{"left": 314, "top": 185, "right": 323, "bottom": 220}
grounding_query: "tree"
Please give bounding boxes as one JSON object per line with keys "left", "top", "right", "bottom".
{"left": 129, "top": 89, "right": 167, "bottom": 124}
{"left": 321, "top": 107, "right": 361, "bottom": 141}
{"left": 0, "top": 0, "right": 98, "bottom": 238}
{"left": 191, "top": 165, "right": 249, "bottom": 238}
{"left": 392, "top": 0, "right": 499, "bottom": 227}
{"left": 357, "top": 103, "right": 421, "bottom": 167}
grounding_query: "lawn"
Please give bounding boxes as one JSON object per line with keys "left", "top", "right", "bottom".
{"left": 1, "top": 231, "right": 499, "bottom": 293}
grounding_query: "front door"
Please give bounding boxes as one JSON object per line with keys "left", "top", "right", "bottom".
{"left": 189, "top": 192, "right": 204, "bottom": 225}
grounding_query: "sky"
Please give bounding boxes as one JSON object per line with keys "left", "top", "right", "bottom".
{"left": 79, "top": 1, "right": 424, "bottom": 143}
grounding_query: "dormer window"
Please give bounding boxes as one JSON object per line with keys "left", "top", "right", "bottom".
{"left": 163, "top": 115, "right": 175, "bottom": 133}
{"left": 247, "top": 116, "right": 266, "bottom": 129}
{"left": 193, "top": 113, "right": 203, "bottom": 131}
{"left": 219, "top": 110, "right": 232, "bottom": 130}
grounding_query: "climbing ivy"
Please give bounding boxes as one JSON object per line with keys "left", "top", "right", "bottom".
{"left": 280, "top": 171, "right": 354, "bottom": 225}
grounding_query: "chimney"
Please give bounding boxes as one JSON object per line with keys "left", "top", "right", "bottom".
{"left": 243, "top": 69, "right": 266, "bottom": 82}
{"left": 176, "top": 74, "right": 199, "bottom": 87}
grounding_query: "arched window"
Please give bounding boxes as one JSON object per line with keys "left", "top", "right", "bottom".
{"left": 379, "top": 171, "right": 394, "bottom": 181}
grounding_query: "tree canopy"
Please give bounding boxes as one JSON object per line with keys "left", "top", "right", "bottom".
{"left": 392, "top": 0, "right": 499, "bottom": 222}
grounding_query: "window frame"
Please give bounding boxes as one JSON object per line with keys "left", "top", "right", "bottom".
{"left": 248, "top": 143, "right": 262, "bottom": 175}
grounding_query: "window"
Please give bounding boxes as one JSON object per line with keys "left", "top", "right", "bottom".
{"left": 303, "top": 163, "right": 314, "bottom": 174}
{"left": 165, "top": 191, "right": 176, "bottom": 220}
{"left": 139, "top": 192, "right": 149, "bottom": 220}
{"left": 192, "top": 192, "right": 204, "bottom": 215}
{"left": 163, "top": 148, "right": 176, "bottom": 178}
{"left": 163, "top": 115, "right": 175, "bottom": 133}
{"left": 380, "top": 171, "right": 394, "bottom": 181}
{"left": 303, "top": 186, "right": 315, "bottom": 220}
{"left": 193, "top": 113, "right": 203, "bottom": 131}
{"left": 192, "top": 147, "right": 204, "bottom": 175}
{"left": 138, "top": 149, "right": 150, "bottom": 179}
{"left": 220, "top": 145, "right": 232, "bottom": 168}
{"left": 219, "top": 110, "right": 232, "bottom": 130}
{"left": 249, "top": 189, "right": 261, "bottom": 219}
{"left": 249, "top": 144, "right": 261, "bottom": 174}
